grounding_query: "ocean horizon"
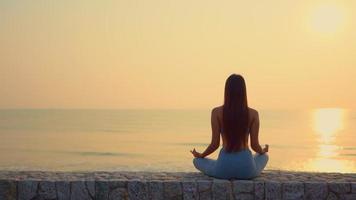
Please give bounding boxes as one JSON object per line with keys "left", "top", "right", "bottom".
{"left": 0, "top": 108, "right": 355, "bottom": 172}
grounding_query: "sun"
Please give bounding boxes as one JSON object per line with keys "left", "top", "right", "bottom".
{"left": 309, "top": 4, "right": 345, "bottom": 34}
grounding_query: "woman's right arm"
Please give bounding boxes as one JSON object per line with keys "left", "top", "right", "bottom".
{"left": 250, "top": 110, "right": 268, "bottom": 154}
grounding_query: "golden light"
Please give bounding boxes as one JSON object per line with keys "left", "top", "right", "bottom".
{"left": 305, "top": 108, "right": 352, "bottom": 172}
{"left": 313, "top": 108, "right": 345, "bottom": 143}
{"left": 310, "top": 4, "right": 345, "bottom": 34}
{"left": 304, "top": 158, "right": 354, "bottom": 173}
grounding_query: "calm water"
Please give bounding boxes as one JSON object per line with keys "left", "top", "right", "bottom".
{"left": 0, "top": 109, "right": 355, "bottom": 172}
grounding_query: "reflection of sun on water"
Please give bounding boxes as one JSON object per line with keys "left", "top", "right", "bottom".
{"left": 313, "top": 108, "right": 344, "bottom": 143}
{"left": 306, "top": 108, "right": 353, "bottom": 172}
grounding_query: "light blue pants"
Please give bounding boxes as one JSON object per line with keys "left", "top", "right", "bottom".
{"left": 193, "top": 148, "right": 268, "bottom": 179}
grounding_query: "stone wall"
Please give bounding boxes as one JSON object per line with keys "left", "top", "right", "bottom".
{"left": 0, "top": 170, "right": 355, "bottom": 200}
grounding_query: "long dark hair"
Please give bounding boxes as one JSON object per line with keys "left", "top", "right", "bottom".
{"left": 222, "top": 74, "right": 249, "bottom": 152}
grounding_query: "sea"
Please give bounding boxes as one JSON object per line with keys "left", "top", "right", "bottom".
{"left": 0, "top": 109, "right": 355, "bottom": 172}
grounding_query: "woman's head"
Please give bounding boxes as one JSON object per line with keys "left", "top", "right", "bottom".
{"left": 224, "top": 74, "right": 248, "bottom": 108}
{"left": 222, "top": 74, "right": 249, "bottom": 152}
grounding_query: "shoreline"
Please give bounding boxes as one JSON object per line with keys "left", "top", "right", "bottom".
{"left": 0, "top": 170, "right": 355, "bottom": 199}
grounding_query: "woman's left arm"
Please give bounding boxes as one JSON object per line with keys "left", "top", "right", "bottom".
{"left": 191, "top": 108, "right": 220, "bottom": 158}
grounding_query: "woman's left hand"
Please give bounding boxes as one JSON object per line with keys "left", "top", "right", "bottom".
{"left": 190, "top": 148, "right": 203, "bottom": 158}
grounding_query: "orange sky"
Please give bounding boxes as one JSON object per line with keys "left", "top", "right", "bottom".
{"left": 0, "top": 0, "right": 355, "bottom": 109}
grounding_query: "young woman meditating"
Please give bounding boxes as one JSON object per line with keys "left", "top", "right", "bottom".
{"left": 190, "top": 74, "right": 269, "bottom": 179}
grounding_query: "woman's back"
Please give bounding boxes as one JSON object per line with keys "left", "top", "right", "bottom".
{"left": 213, "top": 106, "right": 259, "bottom": 152}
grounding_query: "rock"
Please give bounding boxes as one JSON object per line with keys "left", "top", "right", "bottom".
{"left": 343, "top": 194, "right": 356, "bottom": 200}
{"left": 0, "top": 180, "right": 16, "bottom": 200}
{"left": 265, "top": 181, "right": 281, "bottom": 200}
{"left": 163, "top": 180, "right": 182, "bottom": 200}
{"left": 232, "top": 180, "right": 254, "bottom": 200}
{"left": 254, "top": 181, "right": 264, "bottom": 200}
{"left": 232, "top": 180, "right": 254, "bottom": 193}
{"left": 95, "top": 181, "right": 109, "bottom": 200}
{"left": 96, "top": 180, "right": 128, "bottom": 200}
{"left": 282, "top": 182, "right": 304, "bottom": 200}
{"left": 212, "top": 179, "right": 232, "bottom": 200}
{"left": 197, "top": 180, "right": 212, "bottom": 200}
{"left": 0, "top": 171, "right": 355, "bottom": 200}
{"left": 70, "top": 181, "right": 95, "bottom": 200}
{"left": 328, "top": 182, "right": 351, "bottom": 194}
{"left": 148, "top": 180, "right": 164, "bottom": 200}
{"left": 305, "top": 182, "right": 327, "bottom": 200}
{"left": 109, "top": 188, "right": 127, "bottom": 200}
{"left": 326, "top": 192, "right": 338, "bottom": 200}
{"left": 235, "top": 193, "right": 254, "bottom": 200}
{"left": 86, "top": 181, "right": 95, "bottom": 198}
{"left": 128, "top": 180, "right": 148, "bottom": 200}
{"left": 352, "top": 182, "right": 356, "bottom": 193}
{"left": 56, "top": 181, "right": 70, "bottom": 200}
{"left": 38, "top": 181, "right": 57, "bottom": 199}
{"left": 182, "top": 180, "right": 198, "bottom": 200}
{"left": 109, "top": 180, "right": 127, "bottom": 189}
{"left": 18, "top": 180, "right": 38, "bottom": 200}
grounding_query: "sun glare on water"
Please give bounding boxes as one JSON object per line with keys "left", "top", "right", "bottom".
{"left": 313, "top": 108, "right": 345, "bottom": 143}
{"left": 309, "top": 4, "right": 346, "bottom": 34}
{"left": 305, "top": 108, "right": 353, "bottom": 172}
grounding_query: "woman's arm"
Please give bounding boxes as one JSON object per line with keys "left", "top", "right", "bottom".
{"left": 250, "top": 110, "right": 268, "bottom": 154}
{"left": 191, "top": 108, "right": 220, "bottom": 158}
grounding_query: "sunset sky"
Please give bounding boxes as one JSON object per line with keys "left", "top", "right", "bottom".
{"left": 1, "top": 0, "right": 355, "bottom": 109}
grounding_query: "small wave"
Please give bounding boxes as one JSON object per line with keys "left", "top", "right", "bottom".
{"left": 1, "top": 148, "right": 139, "bottom": 157}
{"left": 173, "top": 142, "right": 208, "bottom": 146}
{"left": 343, "top": 147, "right": 356, "bottom": 150}
{"left": 340, "top": 153, "right": 356, "bottom": 157}
{"left": 61, "top": 150, "right": 139, "bottom": 157}
{"left": 100, "top": 129, "right": 125, "bottom": 133}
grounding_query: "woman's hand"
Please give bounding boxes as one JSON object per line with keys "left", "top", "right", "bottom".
{"left": 262, "top": 144, "right": 269, "bottom": 153}
{"left": 190, "top": 148, "right": 203, "bottom": 158}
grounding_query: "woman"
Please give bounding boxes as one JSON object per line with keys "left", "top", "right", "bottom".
{"left": 190, "top": 74, "right": 268, "bottom": 179}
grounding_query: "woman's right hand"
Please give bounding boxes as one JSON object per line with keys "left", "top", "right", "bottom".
{"left": 262, "top": 144, "right": 269, "bottom": 153}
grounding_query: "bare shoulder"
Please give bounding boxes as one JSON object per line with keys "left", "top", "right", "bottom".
{"left": 248, "top": 107, "right": 259, "bottom": 120}
{"left": 212, "top": 106, "right": 223, "bottom": 117}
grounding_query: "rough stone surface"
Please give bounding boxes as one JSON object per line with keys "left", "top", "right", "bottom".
{"left": 95, "top": 181, "right": 109, "bottom": 200}
{"left": 163, "top": 180, "right": 182, "bottom": 200}
{"left": 352, "top": 182, "right": 356, "bottom": 193}
{"left": 109, "top": 188, "right": 127, "bottom": 200}
{"left": 305, "top": 182, "right": 328, "bottom": 200}
{"left": 0, "top": 180, "right": 16, "bottom": 200}
{"left": 197, "top": 180, "right": 212, "bottom": 200}
{"left": 343, "top": 193, "right": 356, "bottom": 200}
{"left": 148, "top": 180, "right": 164, "bottom": 200}
{"left": 254, "top": 181, "right": 264, "bottom": 200}
{"left": 328, "top": 182, "right": 351, "bottom": 194}
{"left": 70, "top": 181, "right": 95, "bottom": 200}
{"left": 128, "top": 180, "right": 148, "bottom": 200}
{"left": 232, "top": 180, "right": 254, "bottom": 200}
{"left": 18, "top": 180, "right": 38, "bottom": 200}
{"left": 38, "top": 181, "right": 57, "bottom": 199}
{"left": 282, "top": 182, "right": 304, "bottom": 200}
{"left": 327, "top": 192, "right": 338, "bottom": 200}
{"left": 182, "top": 180, "right": 198, "bottom": 200}
{"left": 56, "top": 181, "right": 70, "bottom": 200}
{"left": 212, "top": 179, "right": 232, "bottom": 200}
{"left": 265, "top": 181, "right": 282, "bottom": 200}
{"left": 233, "top": 180, "right": 254, "bottom": 193}
{"left": 0, "top": 170, "right": 355, "bottom": 200}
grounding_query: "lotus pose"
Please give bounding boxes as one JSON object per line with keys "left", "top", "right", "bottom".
{"left": 191, "top": 74, "right": 269, "bottom": 179}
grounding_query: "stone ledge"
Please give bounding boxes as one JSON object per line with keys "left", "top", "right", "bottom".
{"left": 0, "top": 170, "right": 355, "bottom": 200}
